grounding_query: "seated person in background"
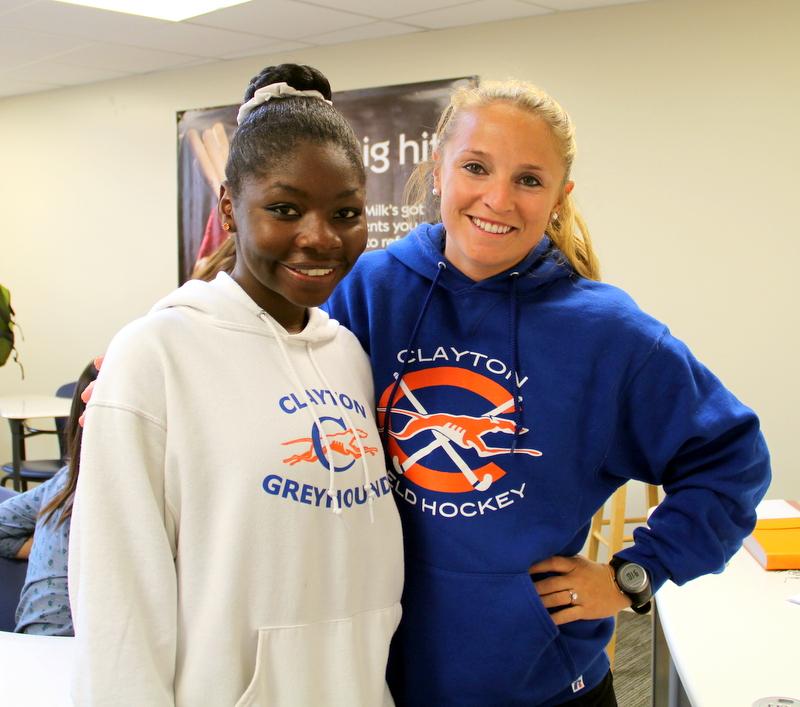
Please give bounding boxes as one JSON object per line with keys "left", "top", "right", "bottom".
{"left": 0, "top": 361, "right": 97, "bottom": 636}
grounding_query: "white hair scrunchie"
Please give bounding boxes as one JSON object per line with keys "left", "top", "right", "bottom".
{"left": 236, "top": 82, "right": 333, "bottom": 125}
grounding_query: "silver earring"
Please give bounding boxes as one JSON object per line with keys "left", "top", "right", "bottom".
{"left": 432, "top": 187, "right": 439, "bottom": 197}
{"left": 551, "top": 212, "right": 559, "bottom": 222}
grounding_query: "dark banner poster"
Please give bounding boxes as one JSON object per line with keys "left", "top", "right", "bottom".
{"left": 176, "top": 76, "right": 476, "bottom": 284}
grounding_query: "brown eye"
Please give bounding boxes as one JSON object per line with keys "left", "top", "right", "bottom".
{"left": 336, "top": 208, "right": 362, "bottom": 219}
{"left": 267, "top": 204, "right": 299, "bottom": 217}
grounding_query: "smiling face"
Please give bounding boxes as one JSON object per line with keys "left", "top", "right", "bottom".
{"left": 221, "top": 141, "right": 366, "bottom": 332}
{"left": 433, "top": 102, "right": 573, "bottom": 281}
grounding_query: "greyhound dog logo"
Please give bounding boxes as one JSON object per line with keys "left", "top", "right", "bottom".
{"left": 282, "top": 415, "right": 378, "bottom": 472}
{"left": 387, "top": 410, "right": 541, "bottom": 459}
{"left": 378, "top": 366, "right": 543, "bottom": 494}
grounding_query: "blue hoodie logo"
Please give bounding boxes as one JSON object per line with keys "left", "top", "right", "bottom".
{"left": 378, "top": 366, "right": 543, "bottom": 494}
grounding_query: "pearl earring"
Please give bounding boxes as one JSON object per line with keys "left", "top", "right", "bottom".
{"left": 432, "top": 187, "right": 439, "bottom": 197}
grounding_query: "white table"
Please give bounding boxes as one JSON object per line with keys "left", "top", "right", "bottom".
{"left": 653, "top": 547, "right": 800, "bottom": 706}
{"left": 0, "top": 631, "right": 74, "bottom": 706}
{"left": 0, "top": 395, "right": 72, "bottom": 491}
{"left": 0, "top": 396, "right": 72, "bottom": 421}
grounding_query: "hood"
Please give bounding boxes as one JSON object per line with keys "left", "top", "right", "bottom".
{"left": 386, "top": 222, "right": 573, "bottom": 295}
{"left": 150, "top": 272, "right": 340, "bottom": 344}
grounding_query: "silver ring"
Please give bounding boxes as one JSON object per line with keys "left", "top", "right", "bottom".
{"left": 569, "top": 590, "right": 578, "bottom": 605}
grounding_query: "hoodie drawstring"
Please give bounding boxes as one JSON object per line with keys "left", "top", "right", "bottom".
{"left": 307, "top": 346, "right": 376, "bottom": 523}
{"left": 258, "top": 311, "right": 343, "bottom": 516}
{"left": 382, "top": 262, "right": 526, "bottom": 457}
{"left": 508, "top": 272, "right": 523, "bottom": 452}
{"left": 381, "top": 261, "right": 446, "bottom": 446}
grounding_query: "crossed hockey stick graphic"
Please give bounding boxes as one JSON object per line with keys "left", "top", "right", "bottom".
{"left": 381, "top": 374, "right": 541, "bottom": 492}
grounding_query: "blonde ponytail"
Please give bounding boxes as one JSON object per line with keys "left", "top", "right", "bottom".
{"left": 546, "top": 193, "right": 600, "bottom": 280}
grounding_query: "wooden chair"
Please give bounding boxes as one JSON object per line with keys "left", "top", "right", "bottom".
{"left": 587, "top": 482, "right": 659, "bottom": 666}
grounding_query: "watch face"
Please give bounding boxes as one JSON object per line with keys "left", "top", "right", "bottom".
{"left": 618, "top": 563, "right": 648, "bottom": 592}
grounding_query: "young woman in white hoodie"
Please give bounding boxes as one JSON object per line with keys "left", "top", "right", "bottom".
{"left": 70, "top": 64, "right": 403, "bottom": 707}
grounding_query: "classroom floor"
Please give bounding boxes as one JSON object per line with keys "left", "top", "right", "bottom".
{"left": 614, "top": 610, "right": 653, "bottom": 707}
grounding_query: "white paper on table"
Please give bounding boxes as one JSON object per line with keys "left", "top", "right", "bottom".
{"left": 755, "top": 499, "right": 800, "bottom": 520}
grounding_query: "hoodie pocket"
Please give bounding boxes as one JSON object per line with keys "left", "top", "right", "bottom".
{"left": 389, "top": 560, "right": 578, "bottom": 704}
{"left": 234, "top": 603, "right": 401, "bottom": 707}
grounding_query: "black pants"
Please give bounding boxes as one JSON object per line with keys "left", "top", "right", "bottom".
{"left": 556, "top": 671, "right": 617, "bottom": 707}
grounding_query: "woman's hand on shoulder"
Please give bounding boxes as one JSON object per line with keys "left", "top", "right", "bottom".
{"left": 528, "top": 554, "right": 630, "bottom": 626}
{"left": 78, "top": 355, "right": 104, "bottom": 427}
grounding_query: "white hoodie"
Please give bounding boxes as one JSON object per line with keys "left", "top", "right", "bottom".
{"left": 69, "top": 273, "right": 403, "bottom": 706}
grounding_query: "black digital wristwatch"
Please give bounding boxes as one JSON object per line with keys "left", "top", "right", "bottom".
{"left": 609, "top": 555, "right": 652, "bottom": 615}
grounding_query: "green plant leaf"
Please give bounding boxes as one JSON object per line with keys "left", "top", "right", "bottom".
{"left": 1, "top": 284, "right": 22, "bottom": 376}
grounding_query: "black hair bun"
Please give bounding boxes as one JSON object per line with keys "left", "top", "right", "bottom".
{"left": 244, "top": 64, "right": 332, "bottom": 102}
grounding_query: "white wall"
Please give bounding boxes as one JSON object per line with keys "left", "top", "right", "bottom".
{"left": 1, "top": 0, "right": 797, "bottom": 499}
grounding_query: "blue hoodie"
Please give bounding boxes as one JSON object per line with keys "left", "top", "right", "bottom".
{"left": 324, "top": 223, "right": 770, "bottom": 706}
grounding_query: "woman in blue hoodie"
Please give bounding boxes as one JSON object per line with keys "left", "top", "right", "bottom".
{"left": 324, "top": 79, "right": 770, "bottom": 705}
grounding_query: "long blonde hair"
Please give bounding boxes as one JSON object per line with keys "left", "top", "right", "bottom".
{"left": 190, "top": 235, "right": 236, "bottom": 282}
{"left": 405, "top": 80, "right": 600, "bottom": 281}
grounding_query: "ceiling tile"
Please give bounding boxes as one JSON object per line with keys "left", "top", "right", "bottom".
{"left": 0, "top": 0, "right": 40, "bottom": 14}
{"left": 302, "top": 20, "right": 421, "bottom": 46}
{"left": 8, "top": 60, "right": 129, "bottom": 85}
{"left": 293, "top": 0, "right": 473, "bottom": 21}
{"left": 526, "top": 0, "right": 648, "bottom": 9}
{"left": 119, "top": 21, "right": 282, "bottom": 58}
{"left": 52, "top": 43, "right": 202, "bottom": 73}
{"left": 0, "top": 0, "right": 168, "bottom": 41}
{"left": 219, "top": 38, "right": 312, "bottom": 59}
{"left": 398, "top": 0, "right": 552, "bottom": 29}
{"left": 187, "top": 0, "right": 374, "bottom": 40}
{"left": 0, "top": 0, "right": 658, "bottom": 100}
{"left": 0, "top": 26, "right": 91, "bottom": 67}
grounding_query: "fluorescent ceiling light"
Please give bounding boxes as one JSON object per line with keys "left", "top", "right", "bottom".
{"left": 53, "top": 0, "right": 252, "bottom": 22}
